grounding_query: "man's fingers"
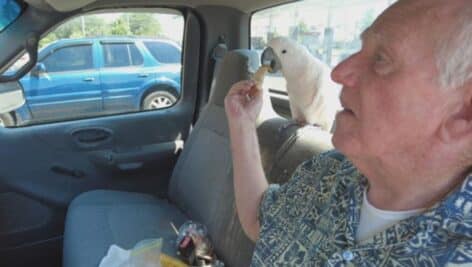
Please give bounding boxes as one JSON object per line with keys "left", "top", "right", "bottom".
{"left": 247, "top": 88, "right": 262, "bottom": 108}
{"left": 227, "top": 80, "right": 256, "bottom": 96}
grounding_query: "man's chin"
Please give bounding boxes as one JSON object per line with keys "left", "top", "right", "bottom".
{"left": 331, "top": 131, "right": 343, "bottom": 150}
{"left": 332, "top": 129, "right": 357, "bottom": 156}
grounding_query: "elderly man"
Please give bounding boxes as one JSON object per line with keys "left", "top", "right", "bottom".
{"left": 225, "top": 0, "right": 472, "bottom": 265}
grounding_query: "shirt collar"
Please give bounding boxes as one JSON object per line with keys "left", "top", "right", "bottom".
{"left": 414, "top": 174, "right": 472, "bottom": 238}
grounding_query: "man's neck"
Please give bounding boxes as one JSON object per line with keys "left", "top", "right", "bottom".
{"left": 352, "top": 152, "right": 468, "bottom": 211}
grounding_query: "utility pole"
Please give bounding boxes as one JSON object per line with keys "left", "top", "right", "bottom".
{"left": 324, "top": 2, "right": 334, "bottom": 66}
{"left": 126, "top": 13, "right": 131, "bottom": 34}
{"left": 81, "top": 16, "right": 86, "bottom": 36}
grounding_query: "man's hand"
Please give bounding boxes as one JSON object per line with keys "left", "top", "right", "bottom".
{"left": 224, "top": 80, "right": 263, "bottom": 127}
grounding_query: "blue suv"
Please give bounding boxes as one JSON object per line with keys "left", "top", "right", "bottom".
{"left": 7, "top": 37, "right": 182, "bottom": 126}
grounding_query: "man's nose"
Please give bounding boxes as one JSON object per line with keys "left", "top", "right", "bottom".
{"left": 331, "top": 53, "right": 361, "bottom": 88}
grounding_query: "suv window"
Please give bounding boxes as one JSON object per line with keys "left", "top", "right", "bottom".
{"left": 103, "top": 43, "right": 144, "bottom": 68}
{"left": 6, "top": 10, "right": 184, "bottom": 127}
{"left": 43, "top": 45, "right": 93, "bottom": 72}
{"left": 143, "top": 41, "right": 181, "bottom": 64}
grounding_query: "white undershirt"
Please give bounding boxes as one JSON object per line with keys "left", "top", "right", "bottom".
{"left": 356, "top": 190, "right": 425, "bottom": 243}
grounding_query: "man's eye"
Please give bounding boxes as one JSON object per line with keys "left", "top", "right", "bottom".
{"left": 373, "top": 52, "right": 393, "bottom": 75}
{"left": 374, "top": 53, "right": 386, "bottom": 63}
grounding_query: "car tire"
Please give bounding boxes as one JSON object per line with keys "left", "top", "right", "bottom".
{"left": 0, "top": 113, "right": 15, "bottom": 127}
{"left": 142, "top": 91, "right": 177, "bottom": 110}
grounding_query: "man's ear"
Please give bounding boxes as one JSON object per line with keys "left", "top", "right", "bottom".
{"left": 440, "top": 85, "right": 472, "bottom": 144}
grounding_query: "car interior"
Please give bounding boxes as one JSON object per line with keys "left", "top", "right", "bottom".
{"left": 0, "top": 0, "right": 391, "bottom": 266}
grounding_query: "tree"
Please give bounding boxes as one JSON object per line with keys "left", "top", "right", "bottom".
{"left": 39, "top": 12, "right": 165, "bottom": 48}
{"left": 53, "top": 18, "right": 82, "bottom": 39}
{"left": 39, "top": 33, "right": 57, "bottom": 49}
{"left": 83, "top": 15, "right": 110, "bottom": 37}
{"left": 128, "top": 14, "right": 162, "bottom": 36}
{"left": 110, "top": 18, "right": 129, "bottom": 36}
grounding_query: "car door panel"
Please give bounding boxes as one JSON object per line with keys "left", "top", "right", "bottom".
{"left": 0, "top": 106, "right": 192, "bottom": 206}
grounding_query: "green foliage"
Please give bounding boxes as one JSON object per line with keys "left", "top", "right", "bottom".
{"left": 39, "top": 13, "right": 163, "bottom": 49}
{"left": 128, "top": 14, "right": 161, "bottom": 36}
{"left": 39, "top": 33, "right": 57, "bottom": 48}
{"left": 297, "top": 21, "right": 309, "bottom": 33}
{"left": 110, "top": 18, "right": 129, "bottom": 36}
{"left": 85, "top": 15, "right": 111, "bottom": 37}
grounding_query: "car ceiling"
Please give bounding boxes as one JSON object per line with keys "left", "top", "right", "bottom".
{"left": 25, "top": 0, "right": 295, "bottom": 13}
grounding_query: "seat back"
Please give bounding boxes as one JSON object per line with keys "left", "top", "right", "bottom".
{"left": 168, "top": 50, "right": 259, "bottom": 267}
{"left": 168, "top": 49, "right": 334, "bottom": 266}
{"left": 261, "top": 122, "right": 333, "bottom": 183}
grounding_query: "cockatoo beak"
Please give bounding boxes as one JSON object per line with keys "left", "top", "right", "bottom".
{"left": 261, "top": 47, "right": 281, "bottom": 73}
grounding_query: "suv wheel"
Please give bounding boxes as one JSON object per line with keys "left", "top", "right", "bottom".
{"left": 0, "top": 113, "right": 15, "bottom": 127}
{"left": 142, "top": 91, "right": 177, "bottom": 110}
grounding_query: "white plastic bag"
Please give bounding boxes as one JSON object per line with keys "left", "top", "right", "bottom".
{"left": 99, "top": 239, "right": 163, "bottom": 267}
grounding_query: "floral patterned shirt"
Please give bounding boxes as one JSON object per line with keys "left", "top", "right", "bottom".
{"left": 251, "top": 151, "right": 472, "bottom": 266}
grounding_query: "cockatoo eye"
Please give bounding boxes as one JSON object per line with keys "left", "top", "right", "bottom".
{"left": 282, "top": 49, "right": 287, "bottom": 54}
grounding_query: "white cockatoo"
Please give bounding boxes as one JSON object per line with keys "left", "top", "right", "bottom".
{"left": 261, "top": 37, "right": 340, "bottom": 131}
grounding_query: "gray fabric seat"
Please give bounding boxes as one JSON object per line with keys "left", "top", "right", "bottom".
{"left": 63, "top": 50, "right": 259, "bottom": 267}
{"left": 258, "top": 117, "right": 333, "bottom": 184}
{"left": 63, "top": 190, "right": 187, "bottom": 266}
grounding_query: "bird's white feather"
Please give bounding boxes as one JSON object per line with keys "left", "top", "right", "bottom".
{"left": 267, "top": 37, "right": 340, "bottom": 131}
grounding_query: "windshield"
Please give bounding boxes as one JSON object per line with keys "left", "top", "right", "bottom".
{"left": 0, "top": 0, "right": 22, "bottom": 32}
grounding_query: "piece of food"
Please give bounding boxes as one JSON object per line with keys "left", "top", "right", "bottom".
{"left": 248, "top": 65, "right": 271, "bottom": 99}
{"left": 253, "top": 65, "right": 271, "bottom": 90}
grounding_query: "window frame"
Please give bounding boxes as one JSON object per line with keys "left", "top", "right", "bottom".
{"left": 9, "top": 8, "right": 189, "bottom": 127}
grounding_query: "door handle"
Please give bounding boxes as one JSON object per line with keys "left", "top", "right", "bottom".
{"left": 83, "top": 77, "right": 95, "bottom": 82}
{"left": 138, "top": 73, "right": 149, "bottom": 78}
{"left": 71, "top": 127, "right": 113, "bottom": 147}
{"left": 51, "top": 165, "right": 85, "bottom": 178}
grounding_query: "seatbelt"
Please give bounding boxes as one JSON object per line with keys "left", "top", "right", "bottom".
{"left": 192, "top": 36, "right": 228, "bottom": 124}
{"left": 209, "top": 36, "right": 228, "bottom": 94}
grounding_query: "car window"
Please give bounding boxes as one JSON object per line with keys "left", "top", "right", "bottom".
{"left": 251, "top": 0, "right": 391, "bottom": 86}
{"left": 251, "top": 0, "right": 392, "bottom": 118}
{"left": 6, "top": 10, "right": 184, "bottom": 127}
{"left": 103, "top": 43, "right": 143, "bottom": 68}
{"left": 43, "top": 45, "right": 93, "bottom": 72}
{"left": 143, "top": 41, "right": 181, "bottom": 64}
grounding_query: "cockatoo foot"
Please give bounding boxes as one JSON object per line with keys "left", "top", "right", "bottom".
{"left": 278, "top": 120, "right": 304, "bottom": 133}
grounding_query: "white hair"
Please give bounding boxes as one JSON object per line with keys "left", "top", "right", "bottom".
{"left": 437, "top": 6, "right": 472, "bottom": 90}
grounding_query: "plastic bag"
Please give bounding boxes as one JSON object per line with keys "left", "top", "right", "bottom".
{"left": 99, "top": 238, "right": 189, "bottom": 267}
{"left": 124, "top": 239, "right": 163, "bottom": 267}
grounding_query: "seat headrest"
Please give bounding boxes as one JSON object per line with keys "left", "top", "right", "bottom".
{"left": 209, "top": 49, "right": 259, "bottom": 106}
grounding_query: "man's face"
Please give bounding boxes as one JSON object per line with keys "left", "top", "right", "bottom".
{"left": 331, "top": 1, "right": 456, "bottom": 163}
